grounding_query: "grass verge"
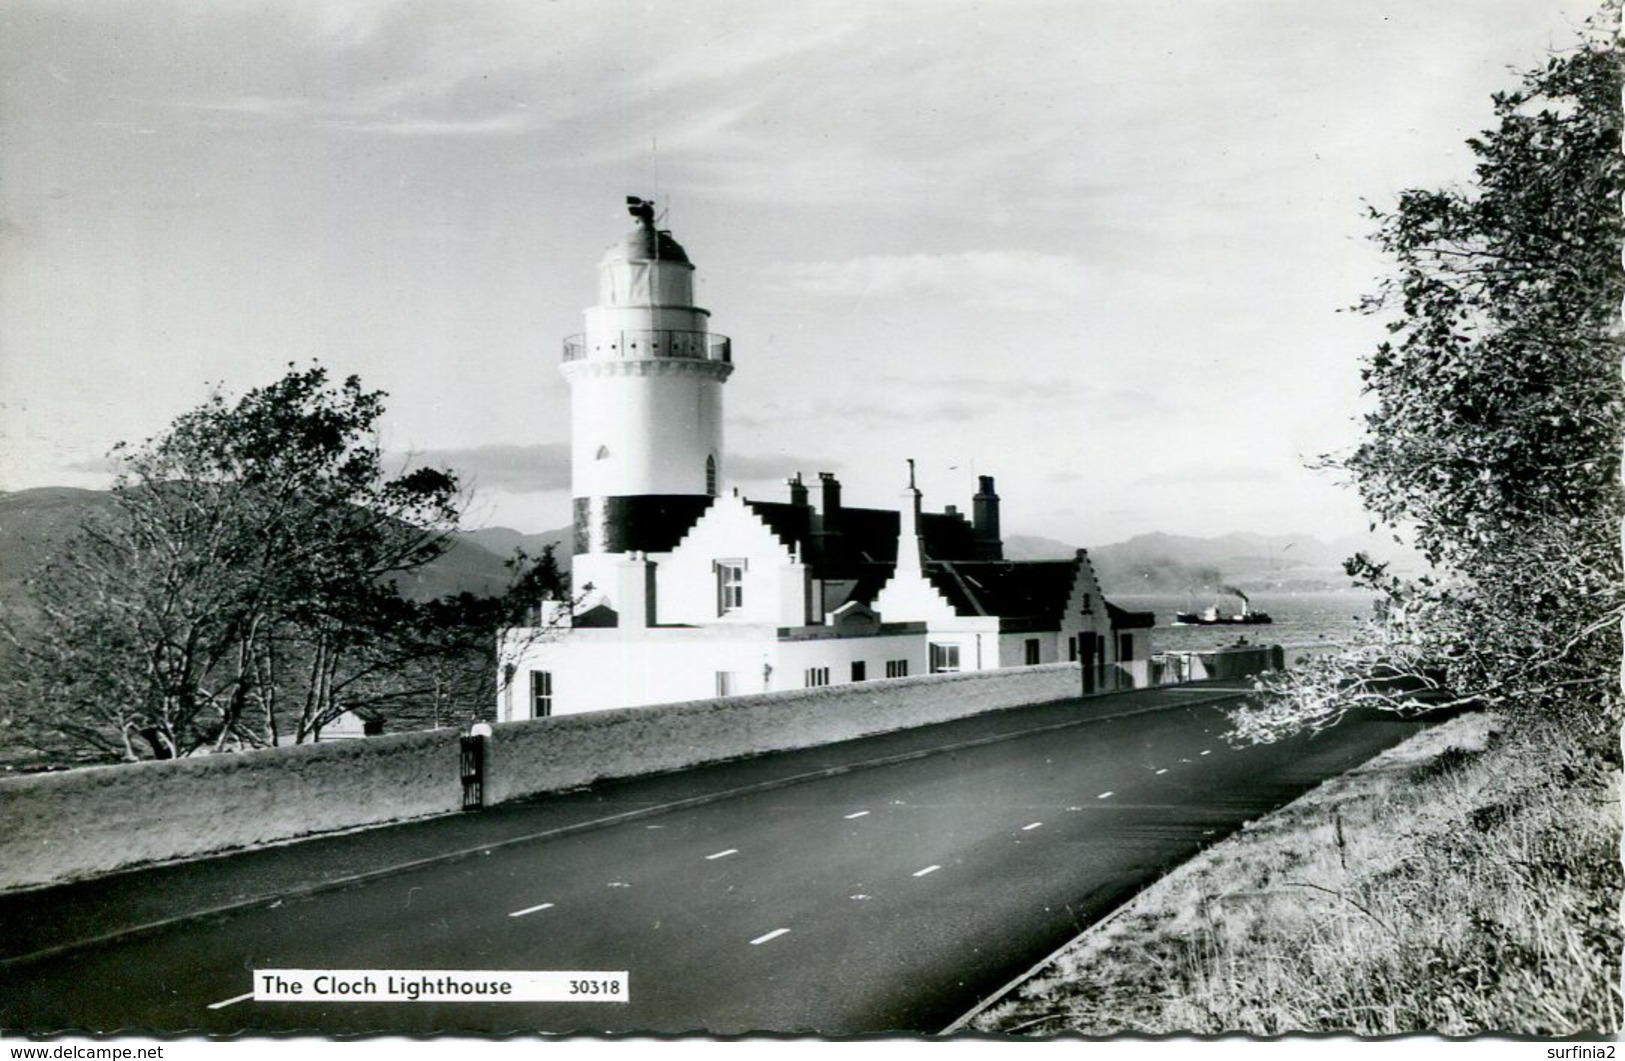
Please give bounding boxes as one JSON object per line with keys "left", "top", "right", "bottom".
{"left": 972, "top": 711, "right": 1622, "bottom": 1036}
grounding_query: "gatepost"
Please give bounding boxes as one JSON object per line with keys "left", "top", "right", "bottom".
{"left": 461, "top": 721, "right": 493, "bottom": 810}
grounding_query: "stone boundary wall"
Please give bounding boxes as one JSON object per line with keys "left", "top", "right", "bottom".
{"left": 0, "top": 657, "right": 1284, "bottom": 893}
{"left": 0, "top": 728, "right": 464, "bottom": 893}
{"left": 483, "top": 663, "right": 1083, "bottom": 805}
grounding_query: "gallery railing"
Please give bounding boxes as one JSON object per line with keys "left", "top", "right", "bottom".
{"left": 563, "top": 330, "right": 731, "bottom": 364}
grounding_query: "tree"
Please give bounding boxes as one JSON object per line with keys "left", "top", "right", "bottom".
{"left": 1233, "top": 24, "right": 1623, "bottom": 744}
{"left": 3, "top": 365, "right": 466, "bottom": 761}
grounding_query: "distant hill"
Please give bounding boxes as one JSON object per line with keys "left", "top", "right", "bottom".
{"left": 1003, "top": 534, "right": 1080, "bottom": 561}
{"left": 389, "top": 525, "right": 574, "bottom": 602}
{"left": 0, "top": 487, "right": 117, "bottom": 597}
{"left": 460, "top": 526, "right": 573, "bottom": 566}
{"left": 1067, "top": 530, "right": 1423, "bottom": 594}
{"left": 1, "top": 486, "right": 1422, "bottom": 602}
{"left": 0, "top": 487, "right": 571, "bottom": 605}
{"left": 1000, "top": 528, "right": 1423, "bottom": 593}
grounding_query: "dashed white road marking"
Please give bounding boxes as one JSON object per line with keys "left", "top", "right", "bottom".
{"left": 843, "top": 810, "right": 870, "bottom": 819}
{"left": 208, "top": 992, "right": 254, "bottom": 1010}
{"left": 1201, "top": 749, "right": 1212, "bottom": 755}
{"left": 751, "top": 928, "right": 791, "bottom": 945}
{"left": 508, "top": 902, "right": 555, "bottom": 917}
{"left": 1097, "top": 791, "right": 1114, "bottom": 799}
{"left": 1155, "top": 768, "right": 1169, "bottom": 775}
{"left": 913, "top": 864, "right": 942, "bottom": 878}
{"left": 1021, "top": 822, "right": 1043, "bottom": 831}
{"left": 706, "top": 848, "right": 739, "bottom": 861}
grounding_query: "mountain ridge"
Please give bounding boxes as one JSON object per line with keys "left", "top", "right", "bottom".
{"left": 0, "top": 487, "right": 1418, "bottom": 599}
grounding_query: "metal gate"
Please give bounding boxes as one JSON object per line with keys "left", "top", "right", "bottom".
{"left": 460, "top": 734, "right": 486, "bottom": 810}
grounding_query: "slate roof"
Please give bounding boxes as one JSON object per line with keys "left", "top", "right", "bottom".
{"left": 1106, "top": 601, "right": 1156, "bottom": 629}
{"left": 743, "top": 499, "right": 980, "bottom": 579}
{"left": 922, "top": 560, "right": 1079, "bottom": 621}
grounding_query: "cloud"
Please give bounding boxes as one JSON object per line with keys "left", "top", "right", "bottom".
{"left": 61, "top": 455, "right": 123, "bottom": 476}
{"left": 398, "top": 443, "right": 570, "bottom": 493}
{"left": 731, "top": 375, "right": 1096, "bottom": 434}
{"left": 1141, "top": 466, "right": 1286, "bottom": 487}
{"left": 395, "top": 444, "right": 838, "bottom": 494}
{"left": 320, "top": 112, "right": 538, "bottom": 136}
{"left": 763, "top": 252, "right": 1096, "bottom": 311}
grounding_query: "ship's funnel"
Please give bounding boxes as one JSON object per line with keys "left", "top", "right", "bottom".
{"left": 1221, "top": 584, "right": 1250, "bottom": 606}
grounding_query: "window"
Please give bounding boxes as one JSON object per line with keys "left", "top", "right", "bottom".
{"left": 706, "top": 454, "right": 718, "bottom": 496}
{"left": 885, "top": 659, "right": 909, "bottom": 679}
{"left": 1025, "top": 638, "right": 1041, "bottom": 666}
{"left": 804, "top": 666, "right": 830, "bottom": 688}
{"left": 850, "top": 660, "right": 866, "bottom": 682}
{"left": 529, "top": 670, "right": 553, "bottom": 718}
{"left": 716, "top": 559, "right": 745, "bottom": 614}
{"left": 1119, "top": 633, "right": 1135, "bottom": 662}
{"left": 929, "top": 642, "right": 960, "bottom": 674}
{"left": 1068, "top": 636, "right": 1077, "bottom": 662}
{"left": 715, "top": 671, "right": 737, "bottom": 697}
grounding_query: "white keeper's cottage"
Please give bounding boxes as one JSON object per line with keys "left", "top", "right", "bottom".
{"left": 497, "top": 198, "right": 1151, "bottom": 720}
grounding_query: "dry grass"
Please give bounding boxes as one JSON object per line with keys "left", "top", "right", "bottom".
{"left": 974, "top": 712, "right": 1622, "bottom": 1037}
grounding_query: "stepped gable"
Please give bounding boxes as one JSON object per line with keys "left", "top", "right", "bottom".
{"left": 921, "top": 559, "right": 1079, "bottom": 621}
{"left": 820, "top": 563, "right": 899, "bottom": 612}
{"left": 740, "top": 500, "right": 973, "bottom": 571}
{"left": 797, "top": 506, "right": 977, "bottom": 568}
{"left": 743, "top": 500, "right": 814, "bottom": 556}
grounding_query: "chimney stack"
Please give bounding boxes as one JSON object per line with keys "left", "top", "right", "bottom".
{"left": 819, "top": 471, "right": 842, "bottom": 520}
{"left": 787, "top": 472, "right": 808, "bottom": 507}
{"left": 812, "top": 472, "right": 844, "bottom": 572}
{"left": 897, "top": 462, "right": 925, "bottom": 575}
{"left": 973, "top": 475, "right": 1003, "bottom": 560}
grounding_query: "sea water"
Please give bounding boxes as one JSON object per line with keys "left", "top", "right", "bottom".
{"left": 1112, "top": 590, "right": 1381, "bottom": 656}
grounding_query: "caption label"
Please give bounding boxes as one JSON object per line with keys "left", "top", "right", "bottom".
{"left": 254, "top": 969, "right": 629, "bottom": 1003}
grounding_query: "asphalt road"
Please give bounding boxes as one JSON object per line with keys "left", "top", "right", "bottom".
{"left": 2, "top": 692, "right": 1423, "bottom": 1035}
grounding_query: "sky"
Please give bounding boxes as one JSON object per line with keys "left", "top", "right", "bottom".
{"left": 0, "top": 0, "right": 1598, "bottom": 545}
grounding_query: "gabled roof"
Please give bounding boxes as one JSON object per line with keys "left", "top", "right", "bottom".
{"left": 1106, "top": 601, "right": 1156, "bottom": 629}
{"left": 744, "top": 500, "right": 814, "bottom": 556}
{"left": 742, "top": 498, "right": 980, "bottom": 578}
{"left": 922, "top": 559, "right": 1079, "bottom": 622}
{"left": 822, "top": 563, "right": 898, "bottom": 611}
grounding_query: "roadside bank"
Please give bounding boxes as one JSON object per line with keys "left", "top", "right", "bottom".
{"left": 968, "top": 710, "right": 1622, "bottom": 1036}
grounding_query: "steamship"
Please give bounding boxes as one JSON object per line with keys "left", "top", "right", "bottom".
{"left": 1173, "top": 589, "right": 1273, "bottom": 626}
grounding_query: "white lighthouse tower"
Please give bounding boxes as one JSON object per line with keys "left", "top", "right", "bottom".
{"left": 562, "top": 197, "right": 733, "bottom": 605}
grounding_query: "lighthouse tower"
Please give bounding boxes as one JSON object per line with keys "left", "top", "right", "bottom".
{"left": 562, "top": 197, "right": 733, "bottom": 604}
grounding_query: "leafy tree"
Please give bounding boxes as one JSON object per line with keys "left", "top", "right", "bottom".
{"left": 1234, "top": 24, "right": 1623, "bottom": 744}
{"left": 3, "top": 365, "right": 469, "bottom": 760}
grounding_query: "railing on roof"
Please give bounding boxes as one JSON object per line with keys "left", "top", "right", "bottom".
{"left": 563, "top": 330, "right": 731, "bottom": 364}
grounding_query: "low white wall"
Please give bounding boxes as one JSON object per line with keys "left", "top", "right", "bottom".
{"left": 485, "top": 663, "right": 1083, "bottom": 804}
{"left": 0, "top": 662, "right": 1128, "bottom": 892}
{"left": 0, "top": 728, "right": 463, "bottom": 893}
